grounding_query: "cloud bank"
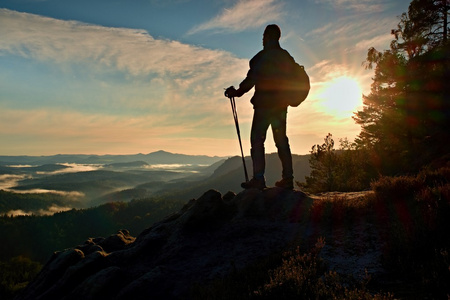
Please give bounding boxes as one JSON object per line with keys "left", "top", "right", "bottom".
{"left": 0, "top": 8, "right": 254, "bottom": 155}
{"left": 0, "top": 8, "right": 245, "bottom": 78}
{"left": 36, "top": 163, "right": 103, "bottom": 175}
{"left": 6, "top": 205, "right": 73, "bottom": 217}
{"left": 0, "top": 174, "right": 29, "bottom": 190}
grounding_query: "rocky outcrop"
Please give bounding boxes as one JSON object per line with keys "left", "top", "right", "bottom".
{"left": 16, "top": 188, "right": 382, "bottom": 300}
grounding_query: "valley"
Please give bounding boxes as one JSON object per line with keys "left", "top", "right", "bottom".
{"left": 0, "top": 151, "right": 311, "bottom": 216}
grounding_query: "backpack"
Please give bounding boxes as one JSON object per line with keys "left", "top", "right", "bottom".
{"left": 284, "top": 62, "right": 310, "bottom": 107}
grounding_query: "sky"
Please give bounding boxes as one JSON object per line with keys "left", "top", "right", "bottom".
{"left": 0, "top": 0, "right": 412, "bottom": 157}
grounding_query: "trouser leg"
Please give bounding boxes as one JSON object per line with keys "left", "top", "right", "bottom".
{"left": 250, "top": 109, "right": 270, "bottom": 179}
{"left": 251, "top": 147, "right": 265, "bottom": 179}
{"left": 277, "top": 139, "right": 293, "bottom": 179}
{"left": 271, "top": 109, "right": 293, "bottom": 179}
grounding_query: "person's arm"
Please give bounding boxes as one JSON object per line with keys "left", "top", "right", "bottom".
{"left": 225, "top": 54, "right": 259, "bottom": 98}
{"left": 235, "top": 68, "right": 255, "bottom": 96}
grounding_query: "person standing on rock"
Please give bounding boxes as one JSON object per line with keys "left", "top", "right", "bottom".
{"left": 225, "top": 24, "right": 298, "bottom": 190}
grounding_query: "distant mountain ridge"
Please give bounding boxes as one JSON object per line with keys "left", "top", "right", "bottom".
{"left": 0, "top": 150, "right": 226, "bottom": 166}
{"left": 0, "top": 153, "right": 311, "bottom": 210}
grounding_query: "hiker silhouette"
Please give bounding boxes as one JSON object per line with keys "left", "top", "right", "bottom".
{"left": 225, "top": 24, "right": 297, "bottom": 190}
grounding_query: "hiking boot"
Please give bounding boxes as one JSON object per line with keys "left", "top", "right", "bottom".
{"left": 275, "top": 177, "right": 294, "bottom": 190}
{"left": 241, "top": 177, "right": 266, "bottom": 190}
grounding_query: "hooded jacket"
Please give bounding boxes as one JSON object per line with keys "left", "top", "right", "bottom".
{"left": 238, "top": 40, "right": 296, "bottom": 109}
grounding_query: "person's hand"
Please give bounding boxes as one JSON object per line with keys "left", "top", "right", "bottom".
{"left": 224, "top": 86, "right": 238, "bottom": 98}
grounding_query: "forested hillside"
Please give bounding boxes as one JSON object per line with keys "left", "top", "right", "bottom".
{"left": 0, "top": 194, "right": 187, "bottom": 263}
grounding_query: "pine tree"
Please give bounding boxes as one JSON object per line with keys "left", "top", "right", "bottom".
{"left": 354, "top": 0, "right": 450, "bottom": 174}
{"left": 305, "top": 133, "right": 338, "bottom": 192}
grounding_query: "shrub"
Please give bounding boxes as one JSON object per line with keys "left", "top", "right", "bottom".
{"left": 0, "top": 256, "right": 42, "bottom": 300}
{"left": 369, "top": 167, "right": 450, "bottom": 298}
{"left": 255, "top": 239, "right": 392, "bottom": 299}
{"left": 193, "top": 238, "right": 393, "bottom": 299}
{"left": 303, "top": 135, "right": 376, "bottom": 193}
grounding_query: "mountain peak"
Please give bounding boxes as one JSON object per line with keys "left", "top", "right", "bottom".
{"left": 151, "top": 150, "right": 171, "bottom": 154}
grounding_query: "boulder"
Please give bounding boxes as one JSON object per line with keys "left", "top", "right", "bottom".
{"left": 15, "top": 188, "right": 320, "bottom": 300}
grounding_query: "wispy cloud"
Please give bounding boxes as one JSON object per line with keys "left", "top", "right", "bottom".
{"left": 352, "top": 34, "right": 393, "bottom": 52}
{"left": 0, "top": 8, "right": 252, "bottom": 155}
{"left": 308, "top": 59, "right": 358, "bottom": 81}
{"left": 0, "top": 8, "right": 246, "bottom": 81}
{"left": 187, "top": 0, "right": 284, "bottom": 35}
{"left": 314, "top": 0, "right": 390, "bottom": 13}
{"left": 307, "top": 14, "right": 395, "bottom": 53}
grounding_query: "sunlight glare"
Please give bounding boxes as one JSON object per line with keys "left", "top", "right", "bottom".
{"left": 319, "top": 76, "right": 363, "bottom": 118}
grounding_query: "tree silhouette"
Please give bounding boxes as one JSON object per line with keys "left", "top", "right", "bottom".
{"left": 305, "top": 133, "right": 337, "bottom": 192}
{"left": 354, "top": 0, "right": 450, "bottom": 174}
{"left": 392, "top": 0, "right": 449, "bottom": 56}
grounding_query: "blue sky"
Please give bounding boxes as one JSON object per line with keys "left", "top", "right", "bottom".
{"left": 0, "top": 0, "right": 411, "bottom": 156}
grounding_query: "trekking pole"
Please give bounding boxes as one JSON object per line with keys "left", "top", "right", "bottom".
{"left": 228, "top": 96, "right": 249, "bottom": 182}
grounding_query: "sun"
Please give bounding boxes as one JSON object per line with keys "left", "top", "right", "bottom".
{"left": 319, "top": 76, "right": 363, "bottom": 118}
